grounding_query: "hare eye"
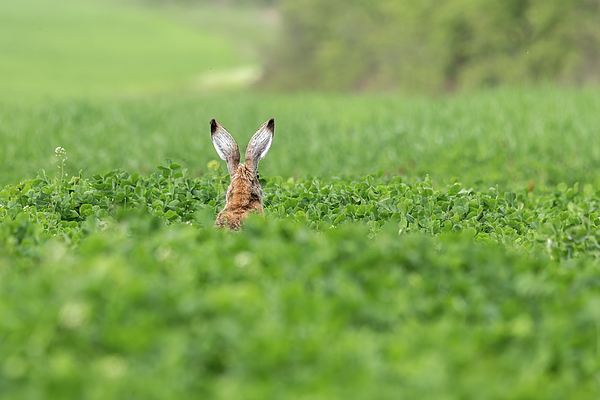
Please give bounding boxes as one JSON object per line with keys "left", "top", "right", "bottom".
{"left": 256, "top": 172, "right": 260, "bottom": 180}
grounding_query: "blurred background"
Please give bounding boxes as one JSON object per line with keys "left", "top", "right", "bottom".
{"left": 2, "top": 0, "right": 599, "bottom": 97}
{"left": 2, "top": 0, "right": 600, "bottom": 189}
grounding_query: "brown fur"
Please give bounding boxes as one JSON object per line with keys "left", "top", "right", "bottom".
{"left": 211, "top": 118, "right": 273, "bottom": 230}
{"left": 215, "top": 164, "right": 264, "bottom": 230}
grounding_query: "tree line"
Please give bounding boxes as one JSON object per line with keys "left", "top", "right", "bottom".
{"left": 148, "top": 0, "right": 600, "bottom": 92}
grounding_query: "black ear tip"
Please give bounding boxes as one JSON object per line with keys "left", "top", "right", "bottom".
{"left": 267, "top": 118, "right": 275, "bottom": 131}
{"left": 210, "top": 119, "right": 217, "bottom": 133}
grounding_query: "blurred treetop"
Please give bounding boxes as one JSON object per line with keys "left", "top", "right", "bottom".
{"left": 263, "top": 0, "right": 600, "bottom": 92}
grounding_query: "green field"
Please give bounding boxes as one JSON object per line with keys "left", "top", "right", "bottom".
{"left": 3, "top": 89, "right": 600, "bottom": 399}
{"left": 2, "top": 87, "right": 600, "bottom": 189}
{"left": 0, "top": 0, "right": 244, "bottom": 97}
{"left": 1, "top": 1, "right": 600, "bottom": 399}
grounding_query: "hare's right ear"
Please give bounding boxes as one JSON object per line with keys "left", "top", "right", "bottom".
{"left": 210, "top": 119, "right": 240, "bottom": 177}
{"left": 245, "top": 118, "right": 274, "bottom": 173}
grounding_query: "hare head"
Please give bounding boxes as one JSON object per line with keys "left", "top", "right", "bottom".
{"left": 210, "top": 118, "right": 274, "bottom": 230}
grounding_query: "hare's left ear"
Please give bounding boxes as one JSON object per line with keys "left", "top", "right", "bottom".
{"left": 211, "top": 119, "right": 240, "bottom": 177}
{"left": 245, "top": 118, "right": 274, "bottom": 173}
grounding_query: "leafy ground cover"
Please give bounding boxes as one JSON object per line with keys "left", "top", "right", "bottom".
{"left": 2, "top": 85, "right": 600, "bottom": 398}
{"left": 1, "top": 116, "right": 600, "bottom": 398}
{"left": 2, "top": 173, "right": 600, "bottom": 399}
{"left": 1, "top": 87, "right": 599, "bottom": 189}
{"left": 2, "top": 165, "right": 600, "bottom": 260}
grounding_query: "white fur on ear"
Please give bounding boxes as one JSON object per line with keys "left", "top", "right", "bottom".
{"left": 210, "top": 119, "right": 240, "bottom": 176}
{"left": 245, "top": 118, "right": 274, "bottom": 171}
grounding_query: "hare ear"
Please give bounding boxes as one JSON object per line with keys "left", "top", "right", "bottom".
{"left": 245, "top": 118, "right": 274, "bottom": 173}
{"left": 210, "top": 119, "right": 240, "bottom": 177}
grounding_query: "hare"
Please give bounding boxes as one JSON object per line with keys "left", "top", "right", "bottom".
{"left": 210, "top": 118, "right": 274, "bottom": 230}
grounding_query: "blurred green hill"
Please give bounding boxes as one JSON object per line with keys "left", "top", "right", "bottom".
{"left": 0, "top": 0, "right": 260, "bottom": 97}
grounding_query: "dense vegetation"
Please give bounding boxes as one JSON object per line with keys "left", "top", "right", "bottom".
{"left": 2, "top": 162, "right": 600, "bottom": 399}
{"left": 2, "top": 1, "right": 600, "bottom": 399}
{"left": 267, "top": 0, "right": 600, "bottom": 92}
{"left": 2, "top": 87, "right": 600, "bottom": 189}
{"left": 3, "top": 84, "right": 600, "bottom": 400}
{"left": 3, "top": 220, "right": 600, "bottom": 399}
{"left": 3, "top": 164, "right": 600, "bottom": 260}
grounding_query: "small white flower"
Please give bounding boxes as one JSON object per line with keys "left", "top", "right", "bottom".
{"left": 234, "top": 251, "right": 253, "bottom": 268}
{"left": 59, "top": 302, "right": 90, "bottom": 329}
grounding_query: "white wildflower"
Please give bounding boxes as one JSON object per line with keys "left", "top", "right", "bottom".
{"left": 59, "top": 302, "right": 90, "bottom": 329}
{"left": 234, "top": 251, "right": 253, "bottom": 268}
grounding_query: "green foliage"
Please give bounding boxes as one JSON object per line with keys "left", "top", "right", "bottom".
{"left": 2, "top": 87, "right": 600, "bottom": 396}
{"left": 2, "top": 213, "right": 600, "bottom": 399}
{"left": 269, "top": 0, "right": 600, "bottom": 92}
{"left": 2, "top": 88, "right": 600, "bottom": 190}
{"left": 2, "top": 168, "right": 600, "bottom": 260}
{"left": 4, "top": 2, "right": 600, "bottom": 397}
{"left": 2, "top": 88, "right": 600, "bottom": 189}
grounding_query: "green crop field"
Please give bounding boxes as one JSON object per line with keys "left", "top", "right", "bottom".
{"left": 2, "top": 88, "right": 600, "bottom": 399}
{"left": 0, "top": 0, "right": 243, "bottom": 97}
{"left": 2, "top": 1, "right": 600, "bottom": 399}
{"left": 2, "top": 87, "right": 600, "bottom": 189}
